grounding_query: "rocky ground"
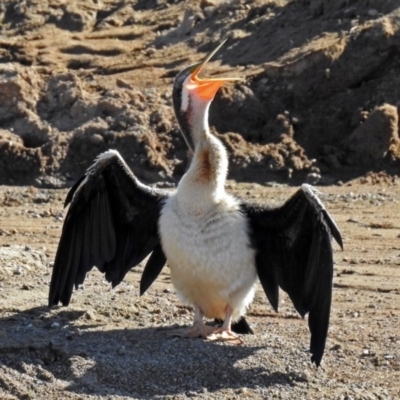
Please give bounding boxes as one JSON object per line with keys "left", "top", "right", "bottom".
{"left": 0, "top": 0, "right": 400, "bottom": 399}
{"left": 0, "top": 180, "right": 399, "bottom": 399}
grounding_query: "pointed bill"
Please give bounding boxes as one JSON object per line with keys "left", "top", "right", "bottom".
{"left": 189, "top": 40, "right": 241, "bottom": 100}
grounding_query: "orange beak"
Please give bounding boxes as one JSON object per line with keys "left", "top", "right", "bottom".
{"left": 188, "top": 40, "right": 240, "bottom": 100}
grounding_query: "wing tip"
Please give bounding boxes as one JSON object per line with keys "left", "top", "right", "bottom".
{"left": 310, "top": 353, "right": 322, "bottom": 367}
{"left": 139, "top": 277, "right": 152, "bottom": 296}
{"left": 48, "top": 293, "right": 69, "bottom": 308}
{"left": 139, "top": 278, "right": 149, "bottom": 296}
{"left": 232, "top": 316, "right": 254, "bottom": 334}
{"left": 310, "top": 336, "right": 324, "bottom": 367}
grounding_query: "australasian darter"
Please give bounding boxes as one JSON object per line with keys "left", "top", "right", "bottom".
{"left": 48, "top": 42, "right": 343, "bottom": 366}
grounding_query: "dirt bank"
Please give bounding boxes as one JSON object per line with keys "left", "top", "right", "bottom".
{"left": 0, "top": 0, "right": 399, "bottom": 186}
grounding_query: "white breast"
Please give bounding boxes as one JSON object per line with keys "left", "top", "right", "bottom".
{"left": 159, "top": 193, "right": 257, "bottom": 320}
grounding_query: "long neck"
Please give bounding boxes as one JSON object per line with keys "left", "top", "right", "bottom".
{"left": 177, "top": 99, "right": 228, "bottom": 209}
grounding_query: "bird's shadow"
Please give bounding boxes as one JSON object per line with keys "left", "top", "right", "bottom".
{"left": 0, "top": 306, "right": 309, "bottom": 398}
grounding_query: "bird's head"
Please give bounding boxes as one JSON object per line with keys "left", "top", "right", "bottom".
{"left": 172, "top": 41, "right": 239, "bottom": 152}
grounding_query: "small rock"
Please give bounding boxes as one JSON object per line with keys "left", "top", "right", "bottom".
{"left": 203, "top": 6, "right": 216, "bottom": 18}
{"left": 305, "top": 172, "right": 321, "bottom": 185}
{"left": 85, "top": 311, "right": 96, "bottom": 320}
{"left": 343, "top": 103, "right": 399, "bottom": 166}
{"left": 116, "top": 78, "right": 133, "bottom": 89}
{"left": 200, "top": 0, "right": 215, "bottom": 8}
{"left": 145, "top": 47, "right": 156, "bottom": 57}
{"left": 89, "top": 133, "right": 103, "bottom": 144}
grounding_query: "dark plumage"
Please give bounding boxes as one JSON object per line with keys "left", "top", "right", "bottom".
{"left": 242, "top": 187, "right": 342, "bottom": 365}
{"left": 49, "top": 42, "right": 343, "bottom": 367}
{"left": 48, "top": 151, "right": 167, "bottom": 306}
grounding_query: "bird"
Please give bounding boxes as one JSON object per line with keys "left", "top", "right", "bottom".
{"left": 48, "top": 41, "right": 343, "bottom": 367}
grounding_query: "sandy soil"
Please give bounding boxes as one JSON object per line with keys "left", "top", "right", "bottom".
{"left": 0, "top": 179, "right": 399, "bottom": 399}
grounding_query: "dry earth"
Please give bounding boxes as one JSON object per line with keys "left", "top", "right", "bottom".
{"left": 1, "top": 0, "right": 400, "bottom": 399}
{"left": 0, "top": 0, "right": 400, "bottom": 186}
{"left": 0, "top": 178, "right": 400, "bottom": 399}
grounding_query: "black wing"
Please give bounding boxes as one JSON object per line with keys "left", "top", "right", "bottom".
{"left": 242, "top": 184, "right": 343, "bottom": 366}
{"left": 49, "top": 150, "right": 169, "bottom": 307}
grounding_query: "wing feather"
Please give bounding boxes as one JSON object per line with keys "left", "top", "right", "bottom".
{"left": 242, "top": 184, "right": 342, "bottom": 366}
{"left": 49, "top": 150, "right": 169, "bottom": 307}
{"left": 140, "top": 243, "right": 168, "bottom": 296}
{"left": 63, "top": 219, "right": 84, "bottom": 304}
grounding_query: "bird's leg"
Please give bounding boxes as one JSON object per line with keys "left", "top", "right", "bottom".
{"left": 167, "top": 306, "right": 217, "bottom": 338}
{"left": 207, "top": 306, "right": 244, "bottom": 344}
{"left": 185, "top": 307, "right": 217, "bottom": 338}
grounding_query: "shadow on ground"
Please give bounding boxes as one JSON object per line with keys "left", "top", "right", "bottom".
{"left": 0, "top": 306, "right": 307, "bottom": 398}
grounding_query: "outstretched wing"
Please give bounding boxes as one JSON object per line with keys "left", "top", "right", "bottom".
{"left": 242, "top": 184, "right": 343, "bottom": 366}
{"left": 49, "top": 150, "right": 169, "bottom": 307}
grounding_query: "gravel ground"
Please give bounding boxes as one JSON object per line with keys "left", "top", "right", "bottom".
{"left": 0, "top": 180, "right": 399, "bottom": 399}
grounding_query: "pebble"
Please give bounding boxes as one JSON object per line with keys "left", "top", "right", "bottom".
{"left": 89, "top": 133, "right": 104, "bottom": 144}
{"left": 85, "top": 311, "right": 96, "bottom": 320}
{"left": 368, "top": 9, "right": 379, "bottom": 17}
{"left": 305, "top": 172, "right": 321, "bottom": 185}
{"left": 203, "top": 6, "right": 216, "bottom": 18}
{"left": 13, "top": 267, "right": 23, "bottom": 275}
